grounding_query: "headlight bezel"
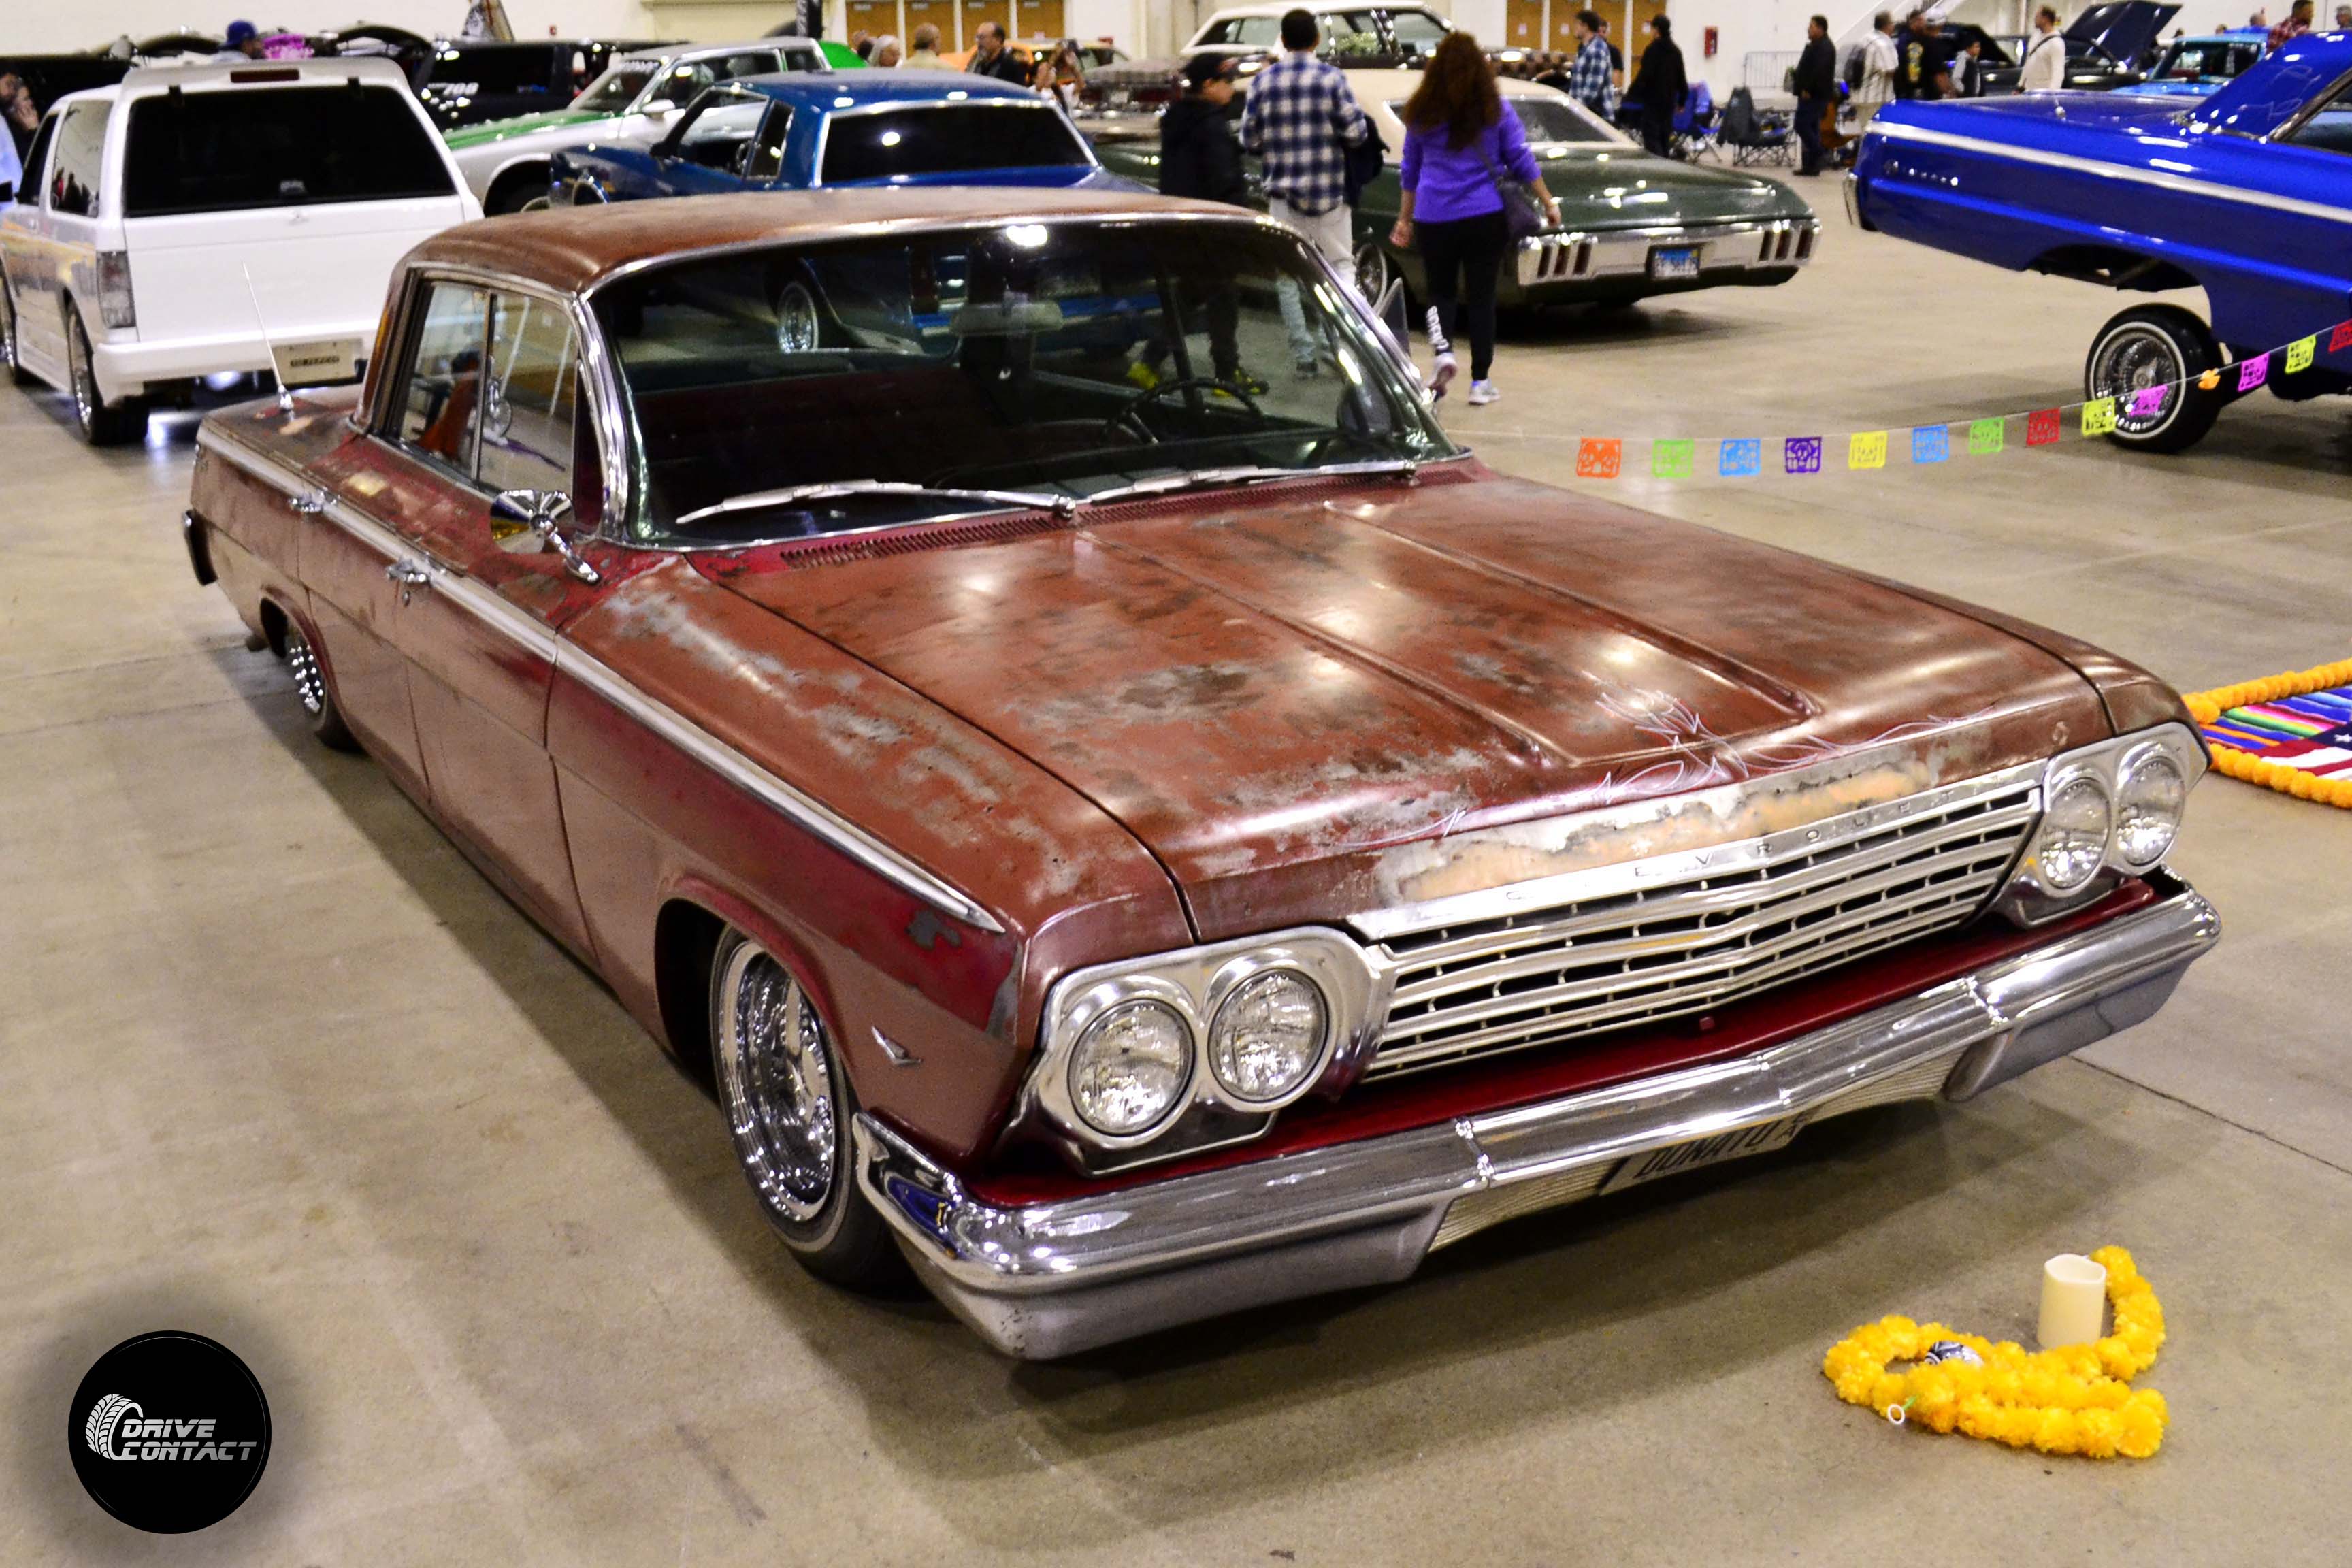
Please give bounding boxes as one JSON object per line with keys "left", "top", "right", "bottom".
{"left": 2111, "top": 741, "right": 2189, "bottom": 871}
{"left": 1062, "top": 986, "right": 1196, "bottom": 1142}
{"left": 1205, "top": 962, "right": 1333, "bottom": 1106}
{"left": 1028, "top": 929, "right": 1382, "bottom": 1158}
{"left": 1999, "top": 721, "right": 2203, "bottom": 924}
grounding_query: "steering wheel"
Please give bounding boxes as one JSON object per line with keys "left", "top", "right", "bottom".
{"left": 1098, "top": 376, "right": 1264, "bottom": 444}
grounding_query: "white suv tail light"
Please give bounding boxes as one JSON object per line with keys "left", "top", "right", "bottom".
{"left": 97, "top": 251, "right": 137, "bottom": 330}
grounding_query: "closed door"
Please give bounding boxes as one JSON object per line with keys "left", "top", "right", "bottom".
{"left": 1505, "top": 0, "right": 1545, "bottom": 50}
{"left": 845, "top": 0, "right": 899, "bottom": 40}
{"left": 1014, "top": 0, "right": 1065, "bottom": 41}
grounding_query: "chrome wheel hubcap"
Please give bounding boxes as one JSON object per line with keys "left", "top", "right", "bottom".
{"left": 774, "top": 282, "right": 820, "bottom": 353}
{"left": 285, "top": 630, "right": 327, "bottom": 717}
{"left": 2091, "top": 327, "right": 2182, "bottom": 433}
{"left": 0, "top": 283, "right": 16, "bottom": 369}
{"left": 717, "top": 943, "right": 838, "bottom": 1223}
{"left": 68, "top": 321, "right": 97, "bottom": 429}
{"left": 1355, "top": 242, "right": 1389, "bottom": 300}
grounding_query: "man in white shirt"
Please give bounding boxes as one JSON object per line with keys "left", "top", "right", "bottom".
{"left": 1853, "top": 11, "right": 1899, "bottom": 133}
{"left": 2020, "top": 6, "right": 2068, "bottom": 92}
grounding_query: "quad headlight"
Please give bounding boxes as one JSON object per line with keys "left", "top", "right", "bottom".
{"left": 1067, "top": 999, "right": 1193, "bottom": 1137}
{"left": 2005, "top": 723, "right": 2202, "bottom": 921}
{"left": 1032, "top": 931, "right": 1377, "bottom": 1160}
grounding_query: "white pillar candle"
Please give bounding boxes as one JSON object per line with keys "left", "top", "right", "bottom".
{"left": 2039, "top": 1253, "right": 2108, "bottom": 1350}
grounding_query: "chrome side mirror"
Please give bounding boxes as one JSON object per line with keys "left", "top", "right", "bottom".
{"left": 491, "top": 489, "right": 602, "bottom": 585}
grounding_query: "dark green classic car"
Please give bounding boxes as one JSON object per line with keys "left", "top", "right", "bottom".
{"left": 1087, "top": 70, "right": 1819, "bottom": 310}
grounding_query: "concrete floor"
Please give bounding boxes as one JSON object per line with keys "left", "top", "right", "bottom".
{"left": 7, "top": 182, "right": 2352, "bottom": 1565}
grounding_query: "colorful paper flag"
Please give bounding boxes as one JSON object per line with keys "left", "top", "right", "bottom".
{"left": 1784, "top": 437, "right": 1823, "bottom": 475}
{"left": 1720, "top": 438, "right": 1762, "bottom": 478}
{"left": 1575, "top": 438, "right": 1622, "bottom": 478}
{"left": 1912, "top": 425, "right": 1949, "bottom": 464}
{"left": 2127, "top": 386, "right": 2168, "bottom": 419}
{"left": 1652, "top": 438, "right": 1695, "bottom": 478}
{"left": 1848, "top": 431, "right": 1887, "bottom": 470}
{"left": 2198, "top": 370, "right": 2222, "bottom": 391}
{"left": 2238, "top": 353, "right": 2270, "bottom": 392}
{"left": 2027, "top": 408, "right": 2061, "bottom": 446}
{"left": 2080, "top": 398, "right": 2117, "bottom": 436}
{"left": 2288, "top": 336, "right": 2317, "bottom": 374}
{"left": 1968, "top": 418, "right": 2005, "bottom": 456}
{"left": 2332, "top": 321, "right": 2352, "bottom": 353}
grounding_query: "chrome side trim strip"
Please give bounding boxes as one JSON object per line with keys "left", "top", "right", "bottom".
{"left": 195, "top": 423, "right": 1007, "bottom": 934}
{"left": 855, "top": 877, "right": 2217, "bottom": 1354}
{"left": 1865, "top": 118, "right": 2352, "bottom": 227}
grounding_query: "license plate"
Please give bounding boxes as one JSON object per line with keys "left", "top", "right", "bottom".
{"left": 1597, "top": 1113, "right": 1809, "bottom": 1195}
{"left": 1648, "top": 246, "right": 1701, "bottom": 280}
{"left": 270, "top": 336, "right": 363, "bottom": 387}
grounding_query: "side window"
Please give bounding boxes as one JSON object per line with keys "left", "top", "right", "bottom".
{"left": 659, "top": 61, "right": 720, "bottom": 107}
{"left": 49, "top": 101, "right": 110, "bottom": 219}
{"left": 395, "top": 282, "right": 492, "bottom": 478}
{"left": 710, "top": 52, "right": 781, "bottom": 83}
{"left": 672, "top": 95, "right": 769, "bottom": 173}
{"left": 781, "top": 42, "right": 824, "bottom": 72}
{"left": 19, "top": 114, "right": 57, "bottom": 206}
{"left": 746, "top": 105, "right": 791, "bottom": 182}
{"left": 477, "top": 291, "right": 580, "bottom": 500}
{"left": 2285, "top": 84, "right": 2352, "bottom": 156}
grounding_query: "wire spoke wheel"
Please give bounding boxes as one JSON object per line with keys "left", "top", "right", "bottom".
{"left": 2082, "top": 304, "right": 2222, "bottom": 453}
{"left": 2089, "top": 325, "right": 2183, "bottom": 437}
{"left": 774, "top": 281, "right": 821, "bottom": 354}
{"left": 715, "top": 942, "right": 838, "bottom": 1224}
{"left": 67, "top": 314, "right": 99, "bottom": 432}
{"left": 285, "top": 627, "right": 327, "bottom": 717}
{"left": 1354, "top": 238, "right": 1390, "bottom": 301}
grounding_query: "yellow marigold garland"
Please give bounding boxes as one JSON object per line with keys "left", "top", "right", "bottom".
{"left": 1822, "top": 1245, "right": 2169, "bottom": 1460}
{"left": 2183, "top": 658, "right": 2352, "bottom": 811}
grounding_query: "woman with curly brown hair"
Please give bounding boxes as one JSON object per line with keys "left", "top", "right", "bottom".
{"left": 1388, "top": 31, "right": 1560, "bottom": 405}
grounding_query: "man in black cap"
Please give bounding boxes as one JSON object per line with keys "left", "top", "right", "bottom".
{"left": 1132, "top": 54, "right": 1262, "bottom": 393}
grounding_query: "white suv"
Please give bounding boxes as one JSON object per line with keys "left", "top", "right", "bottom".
{"left": 0, "top": 59, "right": 478, "bottom": 444}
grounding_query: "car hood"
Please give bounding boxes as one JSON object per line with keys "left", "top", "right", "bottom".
{"left": 1539, "top": 147, "right": 1811, "bottom": 225}
{"left": 1884, "top": 88, "right": 2193, "bottom": 135}
{"left": 445, "top": 108, "right": 607, "bottom": 148}
{"left": 693, "top": 468, "right": 2112, "bottom": 938}
{"left": 2065, "top": 1, "right": 2180, "bottom": 58}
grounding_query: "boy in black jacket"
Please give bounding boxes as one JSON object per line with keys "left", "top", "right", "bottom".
{"left": 1137, "top": 54, "right": 1265, "bottom": 392}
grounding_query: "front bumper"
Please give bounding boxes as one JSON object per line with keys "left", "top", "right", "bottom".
{"left": 1509, "top": 216, "right": 1818, "bottom": 299}
{"left": 856, "top": 876, "right": 2217, "bottom": 1358}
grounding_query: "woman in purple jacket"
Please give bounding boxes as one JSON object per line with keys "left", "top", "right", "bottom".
{"left": 1389, "top": 32, "right": 1561, "bottom": 405}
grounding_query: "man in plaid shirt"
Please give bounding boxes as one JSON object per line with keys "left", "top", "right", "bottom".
{"left": 1239, "top": 8, "right": 1371, "bottom": 372}
{"left": 1567, "top": 10, "right": 1618, "bottom": 120}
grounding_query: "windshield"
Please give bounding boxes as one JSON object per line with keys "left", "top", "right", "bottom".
{"left": 591, "top": 220, "right": 1455, "bottom": 546}
{"left": 2149, "top": 39, "right": 2258, "bottom": 80}
{"left": 819, "top": 103, "right": 1091, "bottom": 184}
{"left": 573, "top": 63, "right": 656, "bottom": 113}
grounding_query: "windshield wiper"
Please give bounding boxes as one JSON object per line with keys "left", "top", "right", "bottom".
{"left": 675, "top": 480, "right": 1073, "bottom": 530}
{"left": 1083, "top": 458, "right": 1424, "bottom": 508}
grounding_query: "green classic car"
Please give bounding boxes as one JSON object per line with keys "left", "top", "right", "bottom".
{"left": 1088, "top": 69, "right": 1818, "bottom": 309}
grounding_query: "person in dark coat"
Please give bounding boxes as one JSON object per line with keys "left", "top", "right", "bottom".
{"left": 965, "top": 22, "right": 1030, "bottom": 84}
{"left": 1629, "top": 15, "right": 1688, "bottom": 158}
{"left": 1142, "top": 54, "right": 1260, "bottom": 391}
{"left": 1792, "top": 14, "right": 1837, "bottom": 176}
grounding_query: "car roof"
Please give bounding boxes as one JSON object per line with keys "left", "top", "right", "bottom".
{"left": 413, "top": 187, "right": 1252, "bottom": 297}
{"left": 723, "top": 69, "right": 1043, "bottom": 107}
{"left": 112, "top": 56, "right": 412, "bottom": 96}
{"left": 615, "top": 37, "right": 821, "bottom": 64}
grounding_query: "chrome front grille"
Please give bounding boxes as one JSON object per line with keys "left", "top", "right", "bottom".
{"left": 1360, "top": 775, "right": 2040, "bottom": 1079}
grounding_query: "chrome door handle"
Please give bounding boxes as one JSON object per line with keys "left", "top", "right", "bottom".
{"left": 290, "top": 489, "right": 330, "bottom": 515}
{"left": 385, "top": 559, "right": 431, "bottom": 586}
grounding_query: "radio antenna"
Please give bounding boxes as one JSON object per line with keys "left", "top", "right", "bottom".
{"left": 240, "top": 261, "right": 295, "bottom": 414}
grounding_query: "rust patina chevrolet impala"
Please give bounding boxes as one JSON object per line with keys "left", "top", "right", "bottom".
{"left": 183, "top": 189, "right": 2217, "bottom": 1358}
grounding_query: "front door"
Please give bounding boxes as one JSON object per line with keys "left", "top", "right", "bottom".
{"left": 323, "top": 276, "right": 603, "bottom": 952}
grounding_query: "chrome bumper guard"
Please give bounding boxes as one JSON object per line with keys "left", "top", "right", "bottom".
{"left": 855, "top": 877, "right": 2216, "bottom": 1359}
{"left": 1516, "top": 218, "right": 1819, "bottom": 289}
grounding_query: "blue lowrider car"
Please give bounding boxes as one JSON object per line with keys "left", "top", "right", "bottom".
{"left": 549, "top": 71, "right": 1143, "bottom": 206}
{"left": 1850, "top": 31, "right": 2352, "bottom": 451}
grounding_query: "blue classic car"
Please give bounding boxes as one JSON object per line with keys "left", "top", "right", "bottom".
{"left": 1850, "top": 31, "right": 2352, "bottom": 451}
{"left": 549, "top": 71, "right": 1142, "bottom": 206}
{"left": 2110, "top": 29, "right": 2269, "bottom": 98}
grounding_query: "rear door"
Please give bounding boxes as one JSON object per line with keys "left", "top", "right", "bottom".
{"left": 32, "top": 99, "right": 108, "bottom": 368}
{"left": 118, "top": 82, "right": 472, "bottom": 363}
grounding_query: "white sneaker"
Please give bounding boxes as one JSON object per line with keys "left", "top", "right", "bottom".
{"left": 1428, "top": 349, "right": 1458, "bottom": 402}
{"left": 1467, "top": 379, "right": 1500, "bottom": 406}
